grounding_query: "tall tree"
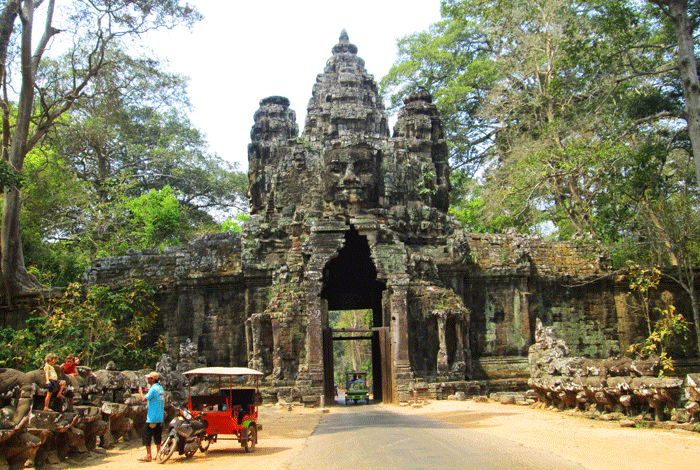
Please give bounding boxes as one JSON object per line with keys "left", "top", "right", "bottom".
{"left": 646, "top": 0, "right": 700, "bottom": 188}
{"left": 382, "top": 0, "right": 683, "bottom": 239}
{"left": 0, "top": 0, "right": 201, "bottom": 301}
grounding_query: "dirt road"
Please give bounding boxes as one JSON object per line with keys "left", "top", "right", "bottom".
{"left": 61, "top": 401, "right": 700, "bottom": 470}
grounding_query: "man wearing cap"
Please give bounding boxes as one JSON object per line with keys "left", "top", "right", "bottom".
{"left": 138, "top": 371, "right": 165, "bottom": 462}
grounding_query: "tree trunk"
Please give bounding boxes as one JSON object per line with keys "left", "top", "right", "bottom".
{"left": 662, "top": 0, "right": 700, "bottom": 188}
{"left": 1, "top": 0, "right": 39, "bottom": 301}
{"left": 691, "top": 290, "right": 700, "bottom": 359}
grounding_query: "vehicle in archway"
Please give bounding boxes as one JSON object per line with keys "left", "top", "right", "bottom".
{"left": 345, "top": 371, "right": 369, "bottom": 404}
{"left": 157, "top": 367, "right": 263, "bottom": 463}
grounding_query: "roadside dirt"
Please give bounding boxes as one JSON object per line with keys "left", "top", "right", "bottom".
{"left": 57, "top": 405, "right": 320, "bottom": 470}
{"left": 400, "top": 400, "right": 700, "bottom": 470}
{"left": 57, "top": 400, "right": 700, "bottom": 470}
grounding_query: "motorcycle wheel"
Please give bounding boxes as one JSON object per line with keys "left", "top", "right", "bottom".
{"left": 242, "top": 425, "right": 256, "bottom": 453}
{"left": 199, "top": 436, "right": 212, "bottom": 452}
{"left": 156, "top": 436, "right": 177, "bottom": 464}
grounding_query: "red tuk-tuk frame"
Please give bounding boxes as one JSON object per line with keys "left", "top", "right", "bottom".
{"left": 182, "top": 367, "right": 263, "bottom": 453}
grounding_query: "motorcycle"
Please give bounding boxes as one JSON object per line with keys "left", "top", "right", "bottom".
{"left": 156, "top": 405, "right": 209, "bottom": 464}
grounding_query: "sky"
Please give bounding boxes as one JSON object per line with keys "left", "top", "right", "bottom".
{"left": 146, "top": 0, "right": 443, "bottom": 171}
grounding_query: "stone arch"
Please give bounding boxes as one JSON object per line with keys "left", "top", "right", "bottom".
{"left": 320, "top": 226, "right": 386, "bottom": 327}
{"left": 303, "top": 224, "right": 390, "bottom": 401}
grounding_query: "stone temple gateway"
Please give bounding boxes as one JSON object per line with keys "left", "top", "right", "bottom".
{"left": 244, "top": 29, "right": 463, "bottom": 403}
{"left": 83, "top": 31, "right": 666, "bottom": 403}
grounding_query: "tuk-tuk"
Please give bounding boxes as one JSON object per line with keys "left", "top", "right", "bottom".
{"left": 345, "top": 371, "right": 369, "bottom": 404}
{"left": 182, "top": 367, "right": 263, "bottom": 452}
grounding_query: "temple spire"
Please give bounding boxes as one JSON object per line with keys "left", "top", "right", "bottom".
{"left": 332, "top": 29, "right": 358, "bottom": 54}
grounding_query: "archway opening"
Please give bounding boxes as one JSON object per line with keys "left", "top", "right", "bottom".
{"left": 320, "top": 227, "right": 385, "bottom": 326}
{"left": 320, "top": 227, "right": 387, "bottom": 403}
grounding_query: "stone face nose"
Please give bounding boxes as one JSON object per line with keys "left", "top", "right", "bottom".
{"left": 343, "top": 164, "right": 359, "bottom": 184}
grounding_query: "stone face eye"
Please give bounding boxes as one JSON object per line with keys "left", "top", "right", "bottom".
{"left": 353, "top": 160, "right": 373, "bottom": 174}
{"left": 327, "top": 162, "right": 346, "bottom": 175}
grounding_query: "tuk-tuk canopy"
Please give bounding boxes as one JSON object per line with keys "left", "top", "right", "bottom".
{"left": 183, "top": 367, "right": 264, "bottom": 377}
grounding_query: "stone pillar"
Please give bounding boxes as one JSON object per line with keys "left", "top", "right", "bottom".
{"left": 390, "top": 274, "right": 412, "bottom": 387}
{"left": 245, "top": 318, "right": 253, "bottom": 365}
{"left": 436, "top": 311, "right": 449, "bottom": 376}
{"left": 248, "top": 314, "right": 265, "bottom": 372}
{"left": 271, "top": 320, "right": 282, "bottom": 379}
{"left": 451, "top": 314, "right": 468, "bottom": 378}
{"left": 303, "top": 272, "right": 325, "bottom": 385}
{"left": 518, "top": 277, "right": 532, "bottom": 352}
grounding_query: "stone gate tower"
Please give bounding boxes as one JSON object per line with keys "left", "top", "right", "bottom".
{"left": 245, "top": 30, "right": 469, "bottom": 402}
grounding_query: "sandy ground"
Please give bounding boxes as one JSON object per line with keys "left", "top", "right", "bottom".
{"left": 59, "top": 401, "right": 700, "bottom": 470}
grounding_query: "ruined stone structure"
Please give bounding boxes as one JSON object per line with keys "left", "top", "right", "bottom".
{"left": 79, "top": 31, "right": 695, "bottom": 404}
{"left": 528, "top": 319, "right": 700, "bottom": 426}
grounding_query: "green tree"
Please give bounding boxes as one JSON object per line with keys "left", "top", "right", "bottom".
{"left": 13, "top": 28, "right": 247, "bottom": 283}
{"left": 329, "top": 309, "right": 373, "bottom": 387}
{"left": 0, "top": 280, "right": 163, "bottom": 370}
{"left": 0, "top": 0, "right": 201, "bottom": 301}
{"left": 220, "top": 214, "right": 250, "bottom": 233}
{"left": 382, "top": 1, "right": 673, "bottom": 236}
{"left": 20, "top": 145, "right": 92, "bottom": 286}
{"left": 127, "top": 185, "right": 181, "bottom": 249}
{"left": 645, "top": 0, "right": 700, "bottom": 189}
{"left": 53, "top": 62, "right": 248, "bottom": 218}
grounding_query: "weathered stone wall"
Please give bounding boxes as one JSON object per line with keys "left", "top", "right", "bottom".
{"left": 83, "top": 233, "right": 248, "bottom": 368}
{"left": 464, "top": 232, "right": 605, "bottom": 277}
{"left": 80, "top": 229, "right": 632, "bottom": 376}
{"left": 172, "top": 279, "right": 247, "bottom": 367}
{"left": 77, "top": 230, "right": 698, "bottom": 394}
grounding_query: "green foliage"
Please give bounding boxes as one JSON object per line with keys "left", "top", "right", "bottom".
{"left": 0, "top": 281, "right": 163, "bottom": 371}
{"left": 417, "top": 170, "right": 437, "bottom": 196}
{"left": 221, "top": 214, "right": 250, "bottom": 233}
{"left": 127, "top": 185, "right": 182, "bottom": 249}
{"left": 18, "top": 45, "right": 248, "bottom": 273}
{"left": 448, "top": 172, "right": 518, "bottom": 233}
{"left": 382, "top": 0, "right": 694, "bottom": 249}
{"left": 625, "top": 265, "right": 692, "bottom": 375}
{"left": 0, "top": 0, "right": 204, "bottom": 296}
{"left": 20, "top": 147, "right": 93, "bottom": 286}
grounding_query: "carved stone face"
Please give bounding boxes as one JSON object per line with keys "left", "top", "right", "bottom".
{"left": 323, "top": 144, "right": 379, "bottom": 210}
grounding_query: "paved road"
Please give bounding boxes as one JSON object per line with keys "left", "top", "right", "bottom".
{"left": 282, "top": 403, "right": 585, "bottom": 470}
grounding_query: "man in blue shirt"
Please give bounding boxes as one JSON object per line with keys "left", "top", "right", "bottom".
{"left": 138, "top": 371, "right": 165, "bottom": 462}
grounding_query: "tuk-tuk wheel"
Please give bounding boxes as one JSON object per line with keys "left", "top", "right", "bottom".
{"left": 242, "top": 425, "right": 256, "bottom": 453}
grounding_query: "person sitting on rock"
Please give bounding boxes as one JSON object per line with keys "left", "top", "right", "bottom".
{"left": 43, "top": 353, "right": 65, "bottom": 411}
{"left": 62, "top": 353, "right": 79, "bottom": 378}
